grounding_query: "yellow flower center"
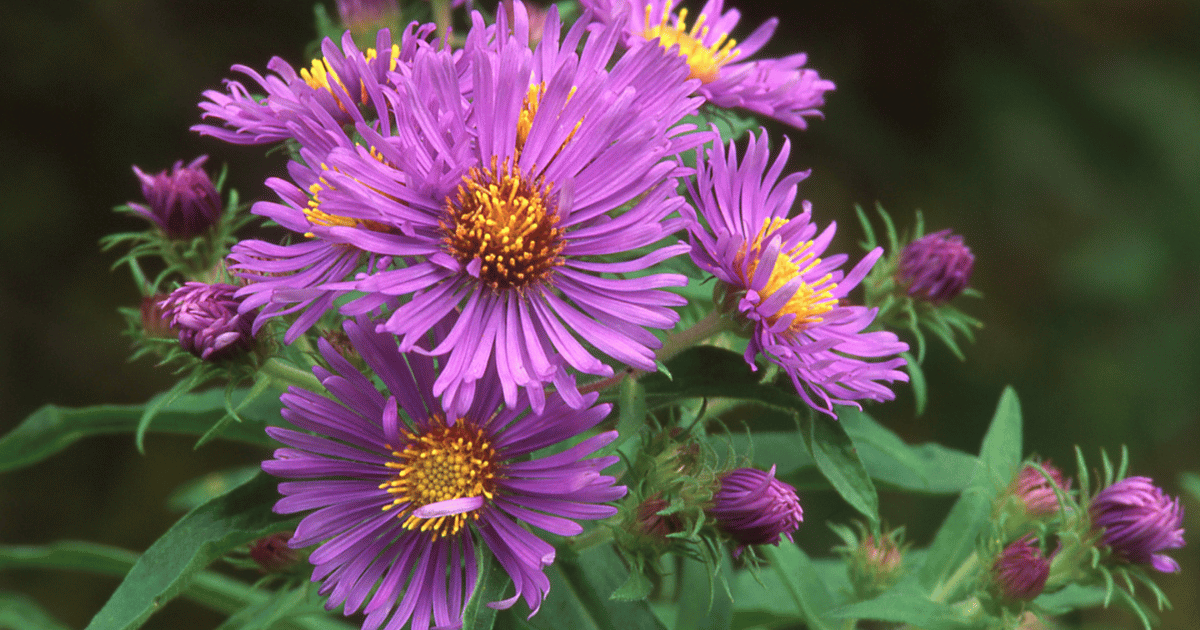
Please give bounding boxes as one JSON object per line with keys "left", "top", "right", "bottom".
{"left": 739, "top": 218, "right": 838, "bottom": 333}
{"left": 442, "top": 157, "right": 565, "bottom": 291}
{"left": 380, "top": 418, "right": 498, "bottom": 539}
{"left": 643, "top": 1, "right": 740, "bottom": 84}
{"left": 300, "top": 45, "right": 401, "bottom": 109}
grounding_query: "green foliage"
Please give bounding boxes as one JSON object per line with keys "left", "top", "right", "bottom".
{"left": 0, "top": 592, "right": 72, "bottom": 630}
{"left": 84, "top": 473, "right": 299, "bottom": 630}
{"left": 0, "top": 388, "right": 283, "bottom": 473}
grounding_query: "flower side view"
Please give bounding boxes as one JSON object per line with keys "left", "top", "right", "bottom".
{"left": 582, "top": 0, "right": 835, "bottom": 129}
{"left": 236, "top": 3, "right": 706, "bottom": 416}
{"left": 129, "top": 156, "right": 221, "bottom": 240}
{"left": 1090, "top": 476, "right": 1185, "bottom": 573}
{"left": 707, "top": 466, "right": 802, "bottom": 556}
{"left": 897, "top": 228, "right": 974, "bottom": 304}
{"left": 160, "top": 282, "right": 256, "bottom": 361}
{"left": 263, "top": 318, "right": 625, "bottom": 630}
{"left": 687, "top": 130, "right": 908, "bottom": 416}
{"left": 992, "top": 535, "right": 1051, "bottom": 601}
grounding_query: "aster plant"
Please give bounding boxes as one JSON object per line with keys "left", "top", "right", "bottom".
{"left": 3, "top": 2, "right": 1191, "bottom": 630}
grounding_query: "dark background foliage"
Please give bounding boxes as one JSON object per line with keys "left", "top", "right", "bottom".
{"left": 1, "top": 0, "right": 1197, "bottom": 628}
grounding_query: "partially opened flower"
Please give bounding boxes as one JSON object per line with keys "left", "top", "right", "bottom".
{"left": 992, "top": 536, "right": 1051, "bottom": 601}
{"left": 193, "top": 25, "right": 436, "bottom": 150}
{"left": 129, "top": 156, "right": 221, "bottom": 239}
{"left": 582, "top": 0, "right": 835, "bottom": 129}
{"left": 234, "top": 3, "right": 705, "bottom": 415}
{"left": 1090, "top": 476, "right": 1185, "bottom": 573}
{"left": 264, "top": 318, "right": 625, "bottom": 629}
{"left": 687, "top": 131, "right": 908, "bottom": 416}
{"left": 160, "top": 282, "right": 256, "bottom": 361}
{"left": 707, "top": 466, "right": 802, "bottom": 556}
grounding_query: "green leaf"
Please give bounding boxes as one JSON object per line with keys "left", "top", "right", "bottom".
{"left": 1179, "top": 471, "right": 1200, "bottom": 503}
{"left": 524, "top": 544, "right": 665, "bottom": 630}
{"left": 166, "top": 466, "right": 261, "bottom": 513}
{"left": 0, "top": 542, "right": 352, "bottom": 630}
{"left": 902, "top": 351, "right": 928, "bottom": 416}
{"left": 84, "top": 473, "right": 299, "bottom": 630}
{"left": 1034, "top": 584, "right": 1107, "bottom": 614}
{"left": 918, "top": 387, "right": 1023, "bottom": 594}
{"left": 603, "top": 378, "right": 648, "bottom": 457}
{"left": 762, "top": 544, "right": 837, "bottom": 630}
{"left": 839, "top": 408, "right": 978, "bottom": 495}
{"left": 461, "top": 543, "right": 509, "bottom": 630}
{"left": 801, "top": 413, "right": 879, "bottom": 527}
{"left": 0, "top": 592, "right": 72, "bottom": 630}
{"left": 825, "top": 592, "right": 975, "bottom": 629}
{"left": 0, "top": 388, "right": 282, "bottom": 473}
{"left": 674, "top": 558, "right": 732, "bottom": 630}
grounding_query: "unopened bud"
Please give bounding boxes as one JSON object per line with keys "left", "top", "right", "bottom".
{"left": 897, "top": 229, "right": 974, "bottom": 304}
{"left": 129, "top": 156, "right": 221, "bottom": 240}
{"left": 248, "top": 531, "right": 300, "bottom": 573}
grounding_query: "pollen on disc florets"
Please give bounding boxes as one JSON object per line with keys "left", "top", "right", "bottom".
{"left": 380, "top": 418, "right": 498, "bottom": 539}
{"left": 736, "top": 218, "right": 838, "bottom": 334}
{"left": 643, "top": 1, "right": 741, "bottom": 84}
{"left": 442, "top": 157, "right": 566, "bottom": 292}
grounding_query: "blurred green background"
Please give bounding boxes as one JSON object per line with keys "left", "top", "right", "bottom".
{"left": 1, "top": 0, "right": 1197, "bottom": 628}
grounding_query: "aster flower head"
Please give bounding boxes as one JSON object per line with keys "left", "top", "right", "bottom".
{"left": 160, "top": 282, "right": 256, "bottom": 361}
{"left": 129, "top": 156, "right": 221, "bottom": 239}
{"left": 1009, "top": 460, "right": 1071, "bottom": 517}
{"left": 687, "top": 130, "right": 908, "bottom": 416}
{"left": 707, "top": 466, "right": 802, "bottom": 556}
{"left": 1089, "top": 476, "right": 1185, "bottom": 573}
{"left": 583, "top": 0, "right": 835, "bottom": 129}
{"left": 897, "top": 228, "right": 974, "bottom": 304}
{"left": 194, "top": 24, "right": 437, "bottom": 150}
{"left": 263, "top": 318, "right": 625, "bottom": 629}
{"left": 236, "top": 3, "right": 706, "bottom": 415}
{"left": 992, "top": 536, "right": 1051, "bottom": 601}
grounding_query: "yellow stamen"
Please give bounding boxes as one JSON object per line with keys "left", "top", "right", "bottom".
{"left": 738, "top": 218, "right": 838, "bottom": 333}
{"left": 442, "top": 157, "right": 565, "bottom": 291}
{"left": 380, "top": 418, "right": 498, "bottom": 540}
{"left": 642, "top": 1, "right": 741, "bottom": 83}
{"left": 302, "top": 155, "right": 392, "bottom": 238}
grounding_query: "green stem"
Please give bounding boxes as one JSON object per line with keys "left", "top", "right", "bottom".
{"left": 260, "top": 358, "right": 325, "bottom": 393}
{"left": 763, "top": 546, "right": 809, "bottom": 620}
{"left": 567, "top": 525, "right": 614, "bottom": 552}
{"left": 930, "top": 551, "right": 981, "bottom": 604}
{"left": 656, "top": 308, "right": 730, "bottom": 365}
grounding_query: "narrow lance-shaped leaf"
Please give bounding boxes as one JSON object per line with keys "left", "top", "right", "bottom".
{"left": 84, "top": 473, "right": 299, "bottom": 630}
{"left": 918, "top": 387, "right": 1023, "bottom": 594}
{"left": 0, "top": 388, "right": 282, "bottom": 473}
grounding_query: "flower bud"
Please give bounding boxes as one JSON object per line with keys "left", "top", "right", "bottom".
{"left": 897, "top": 229, "right": 974, "bottom": 304}
{"left": 160, "top": 282, "right": 256, "bottom": 361}
{"left": 130, "top": 156, "right": 221, "bottom": 239}
{"left": 992, "top": 536, "right": 1051, "bottom": 601}
{"left": 708, "top": 466, "right": 803, "bottom": 556}
{"left": 1010, "top": 461, "right": 1071, "bottom": 517}
{"left": 139, "top": 293, "right": 176, "bottom": 339}
{"left": 248, "top": 531, "right": 300, "bottom": 573}
{"left": 635, "top": 493, "right": 684, "bottom": 541}
{"left": 848, "top": 531, "right": 905, "bottom": 594}
{"left": 1089, "top": 476, "right": 1185, "bottom": 573}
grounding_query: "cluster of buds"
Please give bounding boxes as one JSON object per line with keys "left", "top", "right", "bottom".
{"left": 979, "top": 455, "right": 1184, "bottom": 615}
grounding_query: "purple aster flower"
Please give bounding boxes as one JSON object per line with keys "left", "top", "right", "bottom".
{"left": 263, "top": 317, "right": 625, "bottom": 629}
{"left": 992, "top": 536, "right": 1051, "bottom": 601}
{"left": 235, "top": 3, "right": 705, "bottom": 415}
{"left": 581, "top": 0, "right": 835, "bottom": 129}
{"left": 1089, "top": 476, "right": 1185, "bottom": 573}
{"left": 707, "top": 466, "right": 802, "bottom": 556}
{"left": 160, "top": 282, "right": 257, "bottom": 361}
{"left": 193, "top": 25, "right": 437, "bottom": 150}
{"left": 897, "top": 229, "right": 974, "bottom": 304}
{"left": 687, "top": 131, "right": 908, "bottom": 416}
{"left": 1009, "top": 460, "right": 1071, "bottom": 517}
{"left": 129, "top": 156, "right": 221, "bottom": 239}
